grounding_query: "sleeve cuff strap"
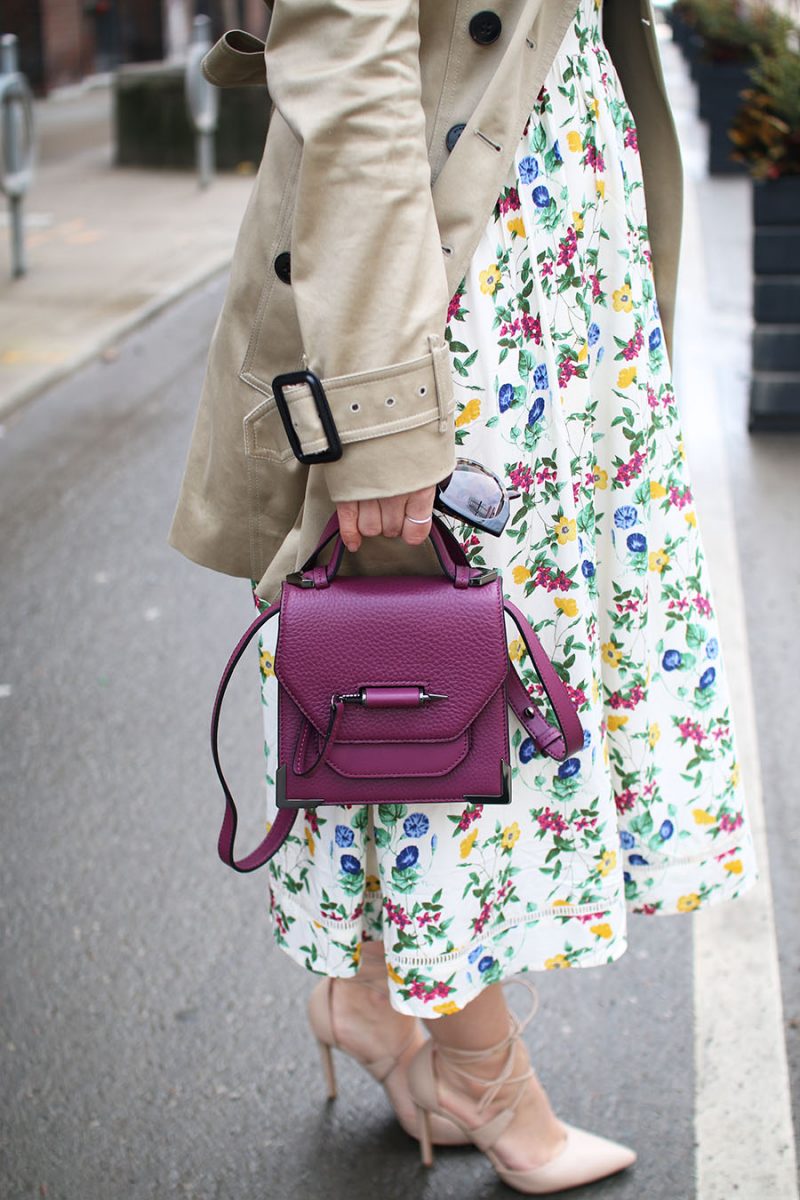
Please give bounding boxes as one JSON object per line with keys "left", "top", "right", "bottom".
{"left": 275, "top": 334, "right": 454, "bottom": 458}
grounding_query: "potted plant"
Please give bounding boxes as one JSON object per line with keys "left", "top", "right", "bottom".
{"left": 671, "top": 0, "right": 791, "bottom": 174}
{"left": 730, "top": 38, "right": 800, "bottom": 429}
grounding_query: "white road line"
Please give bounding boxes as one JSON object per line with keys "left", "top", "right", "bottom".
{"left": 663, "top": 35, "right": 799, "bottom": 1200}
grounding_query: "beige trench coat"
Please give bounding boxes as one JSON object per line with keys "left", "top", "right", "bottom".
{"left": 168, "top": 0, "right": 683, "bottom": 604}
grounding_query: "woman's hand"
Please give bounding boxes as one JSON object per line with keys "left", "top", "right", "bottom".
{"left": 336, "top": 486, "right": 436, "bottom": 553}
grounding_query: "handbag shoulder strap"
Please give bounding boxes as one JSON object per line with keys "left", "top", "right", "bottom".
{"left": 211, "top": 598, "right": 299, "bottom": 873}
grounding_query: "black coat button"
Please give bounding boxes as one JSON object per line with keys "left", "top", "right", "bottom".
{"left": 446, "top": 123, "right": 466, "bottom": 152}
{"left": 274, "top": 251, "right": 291, "bottom": 283}
{"left": 469, "top": 11, "right": 502, "bottom": 44}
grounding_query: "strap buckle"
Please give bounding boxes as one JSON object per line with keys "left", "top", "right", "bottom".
{"left": 272, "top": 369, "right": 343, "bottom": 465}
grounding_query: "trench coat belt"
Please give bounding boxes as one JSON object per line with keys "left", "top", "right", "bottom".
{"left": 200, "top": 30, "right": 269, "bottom": 89}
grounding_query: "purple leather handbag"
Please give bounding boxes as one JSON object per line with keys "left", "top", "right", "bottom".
{"left": 212, "top": 513, "right": 584, "bottom": 872}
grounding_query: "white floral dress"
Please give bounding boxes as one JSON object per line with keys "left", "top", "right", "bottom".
{"left": 253, "top": 0, "right": 759, "bottom": 1018}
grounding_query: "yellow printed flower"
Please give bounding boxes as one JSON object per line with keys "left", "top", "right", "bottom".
{"left": 460, "top": 827, "right": 479, "bottom": 859}
{"left": 577, "top": 340, "right": 588, "bottom": 362}
{"left": 552, "top": 899, "right": 571, "bottom": 907}
{"left": 693, "top": 808, "right": 716, "bottom": 826}
{"left": 649, "top": 723, "right": 661, "bottom": 748}
{"left": 501, "top": 822, "right": 521, "bottom": 851}
{"left": 724, "top": 859, "right": 743, "bottom": 874}
{"left": 259, "top": 648, "right": 275, "bottom": 679}
{"left": 685, "top": 511, "right": 697, "bottom": 528}
{"left": 650, "top": 480, "right": 667, "bottom": 499}
{"left": 649, "top": 548, "right": 670, "bottom": 573}
{"left": 352, "top": 942, "right": 362, "bottom": 967}
{"left": 617, "top": 366, "right": 637, "bottom": 389}
{"left": 592, "top": 466, "right": 608, "bottom": 489}
{"left": 507, "top": 215, "right": 526, "bottom": 237}
{"left": 365, "top": 874, "right": 381, "bottom": 893}
{"left": 573, "top": 211, "right": 585, "bottom": 232}
{"left": 612, "top": 286, "right": 633, "bottom": 313}
{"left": 545, "top": 954, "right": 571, "bottom": 969}
{"left": 512, "top": 565, "right": 531, "bottom": 585}
{"left": 479, "top": 263, "right": 501, "bottom": 295}
{"left": 554, "top": 516, "right": 577, "bottom": 544}
{"left": 591, "top": 675, "right": 600, "bottom": 703}
{"left": 590, "top": 922, "right": 613, "bottom": 939}
{"left": 508, "top": 637, "right": 526, "bottom": 663}
{"left": 433, "top": 1000, "right": 461, "bottom": 1015}
{"left": 387, "top": 962, "right": 405, "bottom": 985}
{"left": 592, "top": 97, "right": 601, "bottom": 118}
{"left": 455, "top": 397, "right": 481, "bottom": 427}
{"left": 678, "top": 437, "right": 686, "bottom": 460}
{"left": 596, "top": 178, "right": 605, "bottom": 197}
{"left": 677, "top": 893, "right": 701, "bottom": 912}
{"left": 555, "top": 596, "right": 578, "bottom": 618}
{"left": 313, "top": 920, "right": 324, "bottom": 929}
{"left": 566, "top": 130, "right": 583, "bottom": 152}
{"left": 730, "top": 762, "right": 741, "bottom": 788}
{"left": 607, "top": 714, "right": 628, "bottom": 731}
{"left": 598, "top": 849, "right": 617, "bottom": 876}
{"left": 305, "top": 827, "right": 315, "bottom": 857}
{"left": 601, "top": 641, "right": 622, "bottom": 668}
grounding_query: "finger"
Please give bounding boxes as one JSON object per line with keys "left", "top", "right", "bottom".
{"left": 402, "top": 486, "right": 436, "bottom": 545}
{"left": 337, "top": 501, "right": 361, "bottom": 552}
{"left": 378, "top": 494, "right": 407, "bottom": 538}
{"left": 357, "top": 498, "right": 382, "bottom": 538}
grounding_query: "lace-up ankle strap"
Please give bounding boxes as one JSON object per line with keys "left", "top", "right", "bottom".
{"left": 432, "top": 978, "right": 540, "bottom": 1115}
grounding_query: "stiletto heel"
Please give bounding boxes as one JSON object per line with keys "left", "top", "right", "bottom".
{"left": 407, "top": 980, "right": 636, "bottom": 1195}
{"left": 316, "top": 1037, "right": 337, "bottom": 1099}
{"left": 416, "top": 1103, "right": 434, "bottom": 1167}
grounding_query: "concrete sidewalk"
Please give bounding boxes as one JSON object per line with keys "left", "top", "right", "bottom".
{"left": 0, "top": 82, "right": 256, "bottom": 417}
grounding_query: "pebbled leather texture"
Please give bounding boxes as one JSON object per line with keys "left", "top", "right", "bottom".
{"left": 212, "top": 514, "right": 584, "bottom": 872}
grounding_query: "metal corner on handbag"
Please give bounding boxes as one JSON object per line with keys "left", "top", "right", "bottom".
{"left": 275, "top": 764, "right": 320, "bottom": 809}
{"left": 463, "top": 759, "right": 512, "bottom": 804}
{"left": 467, "top": 568, "right": 499, "bottom": 587}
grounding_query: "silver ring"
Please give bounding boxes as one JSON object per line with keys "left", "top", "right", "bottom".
{"left": 404, "top": 513, "right": 432, "bottom": 525}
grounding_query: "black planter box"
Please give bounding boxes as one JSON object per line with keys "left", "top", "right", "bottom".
{"left": 694, "top": 60, "right": 751, "bottom": 175}
{"left": 113, "top": 62, "right": 271, "bottom": 171}
{"left": 749, "top": 178, "right": 800, "bottom": 432}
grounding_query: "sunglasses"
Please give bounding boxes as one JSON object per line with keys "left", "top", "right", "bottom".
{"left": 433, "top": 458, "right": 520, "bottom": 536}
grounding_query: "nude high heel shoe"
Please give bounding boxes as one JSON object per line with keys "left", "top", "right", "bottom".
{"left": 307, "top": 975, "right": 469, "bottom": 1146}
{"left": 407, "top": 980, "right": 637, "bottom": 1194}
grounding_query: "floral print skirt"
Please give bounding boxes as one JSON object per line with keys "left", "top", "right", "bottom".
{"left": 254, "top": 0, "right": 759, "bottom": 1018}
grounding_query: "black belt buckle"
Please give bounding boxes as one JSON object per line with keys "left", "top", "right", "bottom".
{"left": 272, "top": 369, "right": 343, "bottom": 464}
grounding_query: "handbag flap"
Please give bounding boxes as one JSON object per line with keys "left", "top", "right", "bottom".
{"left": 275, "top": 573, "right": 508, "bottom": 744}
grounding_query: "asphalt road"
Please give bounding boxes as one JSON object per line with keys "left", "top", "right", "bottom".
{"left": 0, "top": 276, "right": 704, "bottom": 1200}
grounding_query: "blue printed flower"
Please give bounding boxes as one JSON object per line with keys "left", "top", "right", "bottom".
{"left": 335, "top": 824, "right": 354, "bottom": 848}
{"left": 533, "top": 363, "right": 549, "bottom": 391}
{"left": 649, "top": 327, "right": 662, "bottom": 352}
{"left": 553, "top": 139, "right": 562, "bottom": 163}
{"left": 528, "top": 396, "right": 545, "bottom": 425}
{"left": 596, "top": 346, "right": 605, "bottom": 364}
{"left": 581, "top": 560, "right": 596, "bottom": 579}
{"left": 620, "top": 830, "right": 635, "bottom": 849}
{"left": 468, "top": 945, "right": 485, "bottom": 965}
{"left": 395, "top": 845, "right": 419, "bottom": 871}
{"left": 431, "top": 835, "right": 438, "bottom": 852}
{"left": 628, "top": 854, "right": 649, "bottom": 866}
{"left": 519, "top": 155, "right": 539, "bottom": 182}
{"left": 627, "top": 532, "right": 647, "bottom": 553}
{"left": 583, "top": 728, "right": 592, "bottom": 748}
{"left": 532, "top": 185, "right": 551, "bottom": 208}
{"left": 478, "top": 956, "right": 495, "bottom": 974}
{"left": 706, "top": 638, "right": 719, "bottom": 660}
{"left": 519, "top": 737, "right": 537, "bottom": 763}
{"left": 624, "top": 871, "right": 632, "bottom": 884}
{"left": 662, "top": 649, "right": 682, "bottom": 671}
{"left": 588, "top": 322, "right": 600, "bottom": 347}
{"left": 498, "top": 382, "right": 515, "bottom": 412}
{"left": 340, "top": 854, "right": 361, "bottom": 875}
{"left": 659, "top": 820, "right": 674, "bottom": 840}
{"left": 558, "top": 757, "right": 581, "bottom": 778}
{"left": 403, "top": 812, "right": 430, "bottom": 839}
{"left": 699, "top": 667, "right": 716, "bottom": 690}
{"left": 614, "top": 505, "right": 638, "bottom": 529}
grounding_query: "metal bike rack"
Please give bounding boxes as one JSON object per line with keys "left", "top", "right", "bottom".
{"left": 0, "top": 34, "right": 36, "bottom": 278}
{"left": 185, "top": 15, "right": 218, "bottom": 189}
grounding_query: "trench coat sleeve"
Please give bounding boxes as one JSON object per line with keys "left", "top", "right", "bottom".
{"left": 263, "top": 0, "right": 456, "bottom": 503}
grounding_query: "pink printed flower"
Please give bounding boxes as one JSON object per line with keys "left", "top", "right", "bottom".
{"left": 521, "top": 313, "right": 542, "bottom": 343}
{"left": 473, "top": 900, "right": 493, "bottom": 934}
{"left": 669, "top": 485, "right": 693, "bottom": 509}
{"left": 537, "top": 807, "right": 569, "bottom": 835}
{"left": 614, "top": 788, "right": 637, "bottom": 813}
{"left": 614, "top": 449, "right": 646, "bottom": 485}
{"left": 694, "top": 594, "right": 712, "bottom": 617}
{"left": 509, "top": 463, "right": 534, "bottom": 492}
{"left": 585, "top": 143, "right": 605, "bottom": 171}
{"left": 558, "top": 356, "right": 578, "bottom": 388}
{"left": 646, "top": 384, "right": 658, "bottom": 409}
{"left": 384, "top": 899, "right": 412, "bottom": 930}
{"left": 588, "top": 272, "right": 602, "bottom": 299}
{"left": 536, "top": 466, "right": 556, "bottom": 484}
{"left": 457, "top": 804, "right": 484, "bottom": 832}
{"left": 719, "top": 811, "right": 743, "bottom": 834}
{"left": 621, "top": 324, "right": 644, "bottom": 361}
{"left": 557, "top": 227, "right": 578, "bottom": 266}
{"left": 678, "top": 718, "right": 706, "bottom": 744}
{"left": 500, "top": 318, "right": 521, "bottom": 338}
{"left": 566, "top": 684, "right": 587, "bottom": 708}
{"left": 541, "top": 259, "right": 554, "bottom": 278}
{"left": 624, "top": 126, "right": 639, "bottom": 152}
{"left": 447, "top": 291, "right": 464, "bottom": 323}
{"left": 498, "top": 186, "right": 521, "bottom": 214}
